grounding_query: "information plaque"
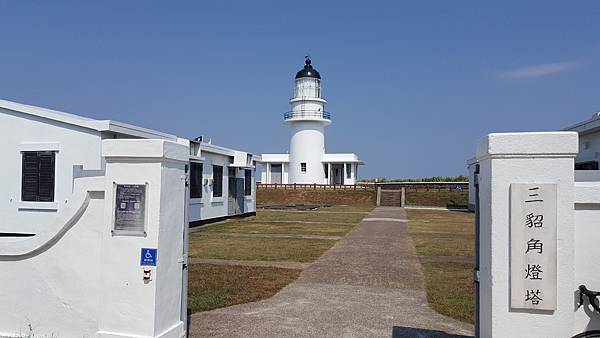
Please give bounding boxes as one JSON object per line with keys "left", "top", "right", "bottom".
{"left": 510, "top": 183, "right": 557, "bottom": 311}
{"left": 113, "top": 184, "right": 147, "bottom": 235}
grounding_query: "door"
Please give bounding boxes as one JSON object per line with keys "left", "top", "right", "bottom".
{"left": 271, "top": 164, "right": 282, "bottom": 184}
{"left": 228, "top": 168, "right": 238, "bottom": 215}
{"left": 236, "top": 177, "right": 245, "bottom": 214}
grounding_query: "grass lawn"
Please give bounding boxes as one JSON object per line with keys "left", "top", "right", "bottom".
{"left": 196, "top": 220, "right": 355, "bottom": 236}
{"left": 189, "top": 235, "right": 337, "bottom": 262}
{"left": 188, "top": 264, "right": 301, "bottom": 313}
{"left": 422, "top": 262, "right": 474, "bottom": 323}
{"left": 406, "top": 208, "right": 475, "bottom": 324}
{"left": 255, "top": 210, "right": 365, "bottom": 223}
{"left": 406, "top": 209, "right": 474, "bottom": 257}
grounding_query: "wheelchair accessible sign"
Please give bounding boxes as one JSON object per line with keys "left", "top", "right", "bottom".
{"left": 140, "top": 248, "right": 157, "bottom": 266}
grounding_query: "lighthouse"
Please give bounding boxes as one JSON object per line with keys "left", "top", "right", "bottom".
{"left": 261, "top": 57, "right": 363, "bottom": 185}
{"left": 286, "top": 57, "right": 330, "bottom": 184}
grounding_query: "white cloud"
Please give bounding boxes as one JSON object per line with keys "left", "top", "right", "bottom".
{"left": 498, "top": 61, "right": 579, "bottom": 79}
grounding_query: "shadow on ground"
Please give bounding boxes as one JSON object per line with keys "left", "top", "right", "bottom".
{"left": 392, "top": 326, "right": 474, "bottom": 338}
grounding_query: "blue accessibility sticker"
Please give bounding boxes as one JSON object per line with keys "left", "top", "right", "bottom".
{"left": 140, "top": 248, "right": 157, "bottom": 266}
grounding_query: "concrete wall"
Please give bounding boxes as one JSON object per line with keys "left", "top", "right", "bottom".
{"left": 288, "top": 121, "right": 326, "bottom": 184}
{"left": 0, "top": 108, "right": 103, "bottom": 234}
{"left": 573, "top": 170, "right": 600, "bottom": 333}
{"left": 476, "top": 132, "right": 578, "bottom": 338}
{"left": 0, "top": 139, "right": 187, "bottom": 338}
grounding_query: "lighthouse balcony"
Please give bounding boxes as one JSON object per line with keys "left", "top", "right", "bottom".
{"left": 283, "top": 110, "right": 331, "bottom": 122}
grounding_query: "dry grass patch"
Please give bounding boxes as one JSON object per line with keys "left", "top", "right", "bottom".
{"left": 255, "top": 211, "right": 365, "bottom": 223}
{"left": 188, "top": 263, "right": 301, "bottom": 313}
{"left": 406, "top": 209, "right": 474, "bottom": 257}
{"left": 422, "top": 262, "right": 474, "bottom": 323}
{"left": 406, "top": 208, "right": 475, "bottom": 324}
{"left": 196, "top": 220, "right": 354, "bottom": 236}
{"left": 189, "top": 235, "right": 336, "bottom": 262}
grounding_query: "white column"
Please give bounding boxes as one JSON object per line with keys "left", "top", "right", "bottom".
{"left": 266, "top": 163, "right": 271, "bottom": 184}
{"left": 327, "top": 163, "right": 331, "bottom": 185}
{"left": 100, "top": 139, "right": 188, "bottom": 338}
{"left": 343, "top": 163, "right": 347, "bottom": 185}
{"left": 282, "top": 162, "right": 286, "bottom": 184}
{"left": 476, "top": 132, "right": 577, "bottom": 338}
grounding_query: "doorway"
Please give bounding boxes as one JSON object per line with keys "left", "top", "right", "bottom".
{"left": 271, "top": 164, "right": 282, "bottom": 184}
{"left": 228, "top": 168, "right": 245, "bottom": 216}
{"left": 331, "top": 164, "right": 344, "bottom": 185}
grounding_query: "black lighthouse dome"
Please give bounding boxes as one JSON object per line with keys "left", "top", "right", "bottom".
{"left": 295, "top": 57, "right": 321, "bottom": 79}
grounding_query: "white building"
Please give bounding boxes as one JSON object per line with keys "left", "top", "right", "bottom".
{"left": 261, "top": 58, "right": 363, "bottom": 185}
{"left": 0, "top": 98, "right": 259, "bottom": 232}
{"left": 564, "top": 112, "right": 600, "bottom": 170}
{"left": 468, "top": 111, "right": 600, "bottom": 210}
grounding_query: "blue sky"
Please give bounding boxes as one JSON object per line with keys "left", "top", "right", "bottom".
{"left": 1, "top": 1, "right": 599, "bottom": 179}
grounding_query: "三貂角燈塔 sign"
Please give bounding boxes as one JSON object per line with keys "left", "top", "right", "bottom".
{"left": 510, "top": 183, "right": 557, "bottom": 311}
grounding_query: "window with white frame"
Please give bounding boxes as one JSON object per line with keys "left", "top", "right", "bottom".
{"left": 301, "top": 162, "right": 307, "bottom": 173}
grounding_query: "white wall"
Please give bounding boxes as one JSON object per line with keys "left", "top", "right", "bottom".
{"left": 476, "top": 132, "right": 578, "bottom": 338}
{"left": 288, "top": 121, "right": 325, "bottom": 184}
{"left": 0, "top": 108, "right": 103, "bottom": 234}
{"left": 0, "top": 139, "right": 187, "bottom": 338}
{"left": 573, "top": 178, "right": 600, "bottom": 333}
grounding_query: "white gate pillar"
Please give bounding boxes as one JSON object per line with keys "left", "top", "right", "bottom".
{"left": 476, "top": 132, "right": 578, "bottom": 338}
{"left": 98, "top": 139, "right": 188, "bottom": 338}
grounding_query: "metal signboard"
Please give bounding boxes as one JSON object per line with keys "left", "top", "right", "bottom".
{"left": 113, "top": 183, "right": 147, "bottom": 236}
{"left": 140, "top": 248, "right": 157, "bottom": 266}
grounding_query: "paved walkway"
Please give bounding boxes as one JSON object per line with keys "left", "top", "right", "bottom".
{"left": 189, "top": 207, "right": 474, "bottom": 338}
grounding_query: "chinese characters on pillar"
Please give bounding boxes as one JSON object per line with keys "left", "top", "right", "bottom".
{"left": 510, "top": 184, "right": 557, "bottom": 311}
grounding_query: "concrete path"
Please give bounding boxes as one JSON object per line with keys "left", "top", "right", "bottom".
{"left": 189, "top": 207, "right": 474, "bottom": 338}
{"left": 189, "top": 258, "right": 309, "bottom": 270}
{"left": 192, "top": 232, "right": 342, "bottom": 241}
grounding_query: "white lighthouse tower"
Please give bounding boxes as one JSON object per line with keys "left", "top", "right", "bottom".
{"left": 261, "top": 57, "right": 363, "bottom": 185}
{"left": 286, "top": 57, "right": 330, "bottom": 184}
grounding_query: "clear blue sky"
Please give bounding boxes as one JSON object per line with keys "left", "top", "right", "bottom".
{"left": 1, "top": 1, "right": 599, "bottom": 179}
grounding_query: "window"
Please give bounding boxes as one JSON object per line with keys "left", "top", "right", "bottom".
{"left": 324, "top": 164, "right": 328, "bottom": 179}
{"left": 244, "top": 169, "right": 252, "bottom": 196}
{"left": 190, "top": 162, "right": 203, "bottom": 199}
{"left": 22, "top": 151, "right": 56, "bottom": 202}
{"left": 301, "top": 162, "right": 307, "bottom": 173}
{"left": 346, "top": 164, "right": 352, "bottom": 179}
{"left": 212, "top": 165, "right": 223, "bottom": 197}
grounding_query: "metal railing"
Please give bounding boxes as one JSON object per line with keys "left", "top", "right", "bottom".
{"left": 283, "top": 110, "right": 331, "bottom": 120}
